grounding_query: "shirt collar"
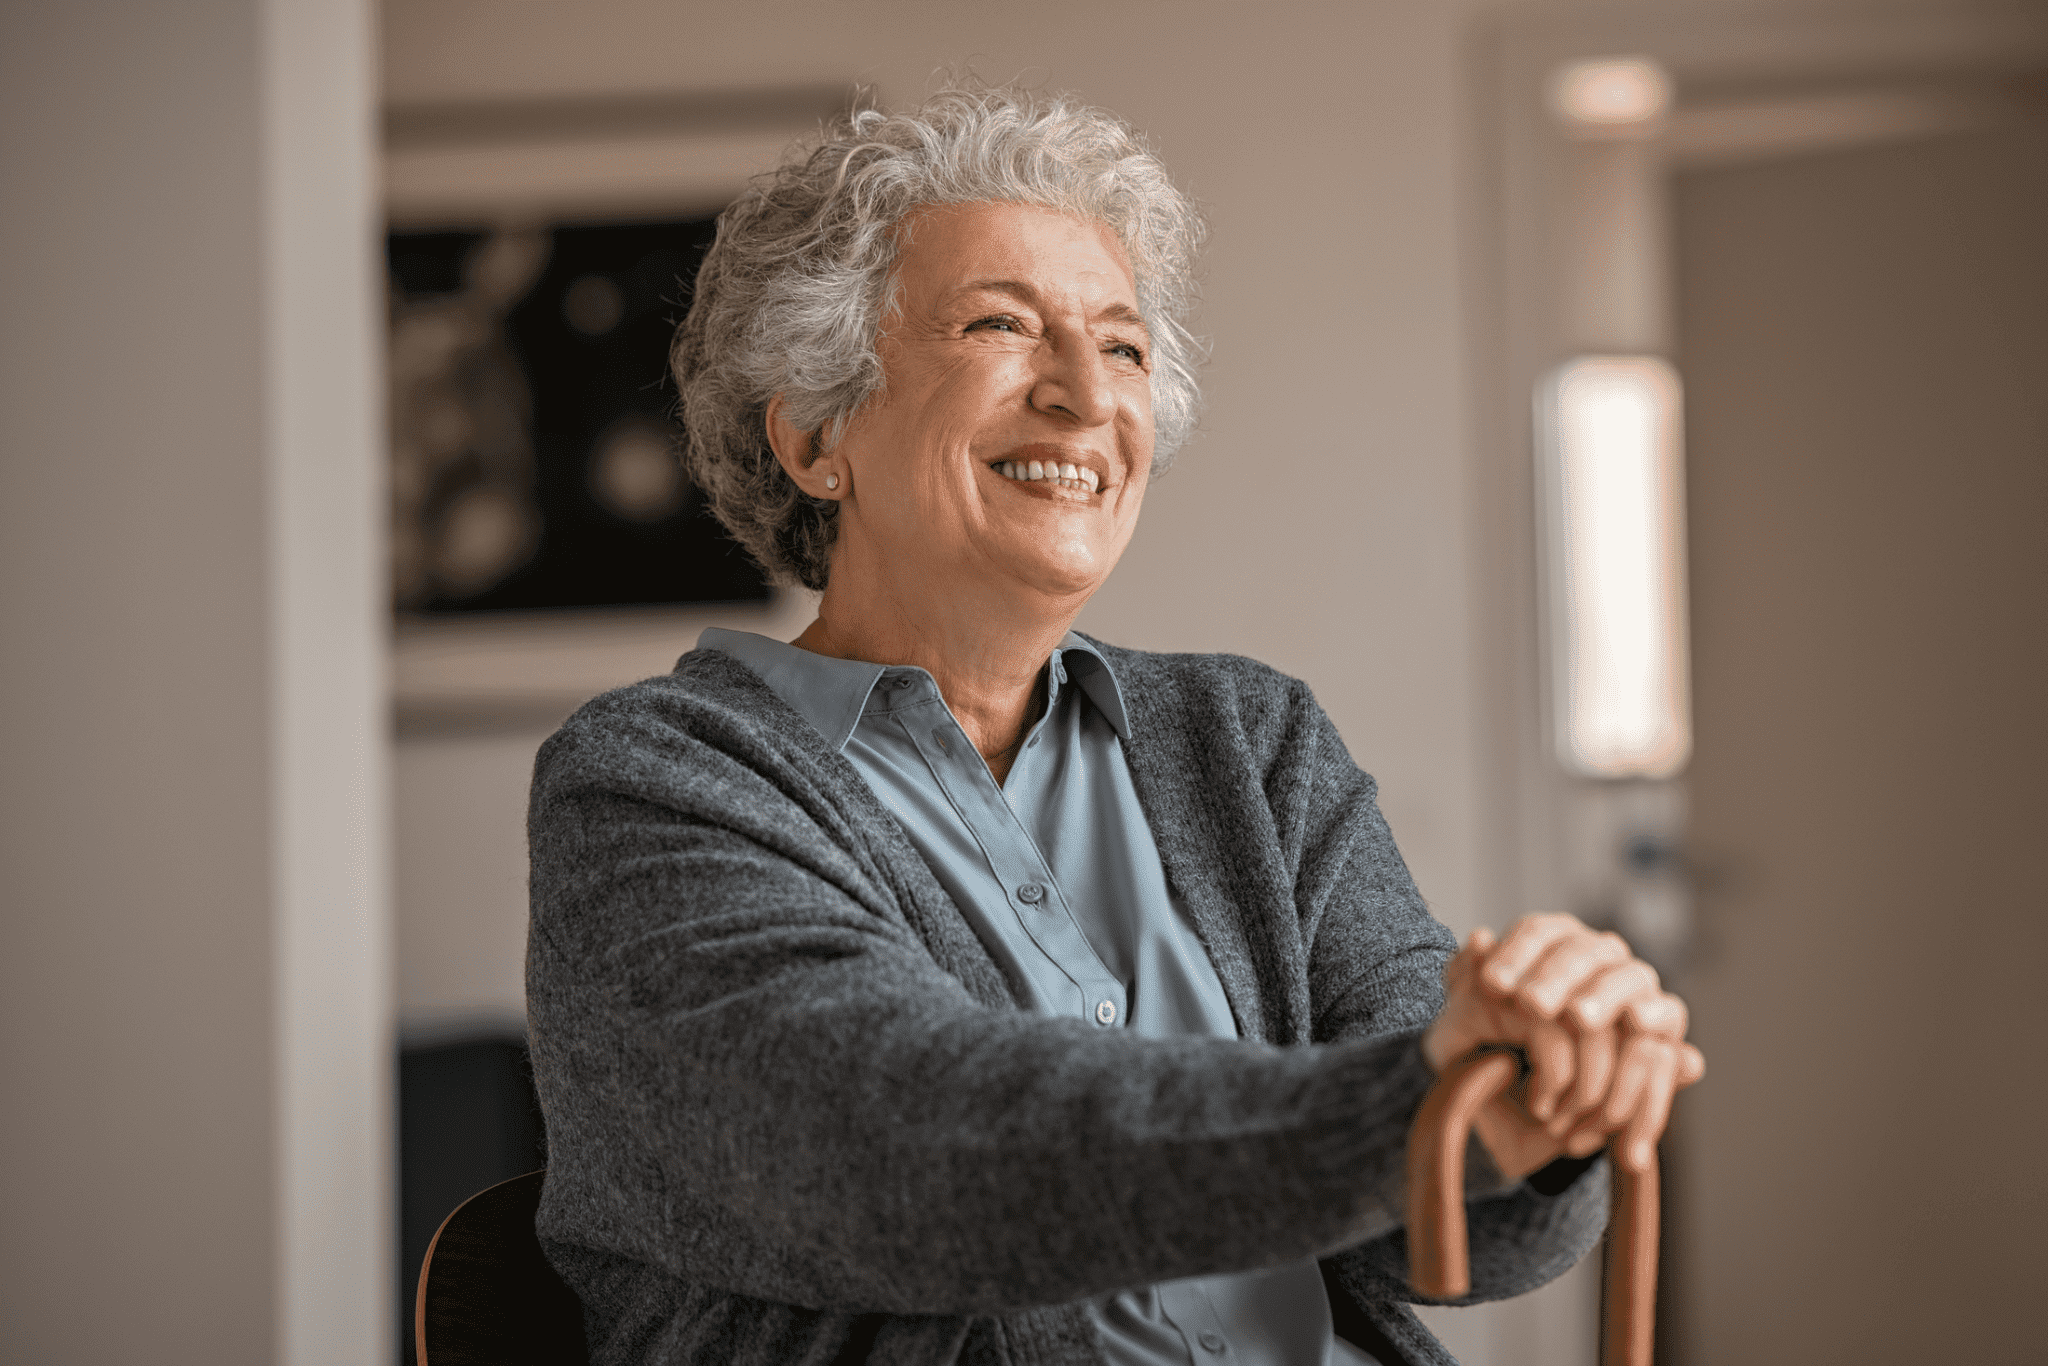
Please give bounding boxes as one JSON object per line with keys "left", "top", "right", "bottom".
{"left": 698, "top": 627, "right": 1132, "bottom": 751}
{"left": 1055, "top": 634, "right": 1132, "bottom": 740}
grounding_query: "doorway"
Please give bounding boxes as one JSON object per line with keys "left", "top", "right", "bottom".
{"left": 1672, "top": 116, "right": 2048, "bottom": 1362}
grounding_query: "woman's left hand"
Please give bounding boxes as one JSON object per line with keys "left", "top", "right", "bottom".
{"left": 1421, "top": 913, "right": 1705, "bottom": 1179}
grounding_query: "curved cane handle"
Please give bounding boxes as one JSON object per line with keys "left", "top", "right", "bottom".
{"left": 1405, "top": 1050, "right": 1519, "bottom": 1300}
{"left": 1405, "top": 1049, "right": 1659, "bottom": 1366}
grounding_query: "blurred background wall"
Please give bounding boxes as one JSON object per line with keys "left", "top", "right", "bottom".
{"left": 1, "top": 1, "right": 387, "bottom": 1362}
{"left": 3, "top": 1, "right": 2043, "bottom": 1363}
{"left": 1673, "top": 114, "right": 2047, "bottom": 1361}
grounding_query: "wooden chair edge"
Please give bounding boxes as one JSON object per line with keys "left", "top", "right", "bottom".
{"left": 414, "top": 1168, "right": 550, "bottom": 1366}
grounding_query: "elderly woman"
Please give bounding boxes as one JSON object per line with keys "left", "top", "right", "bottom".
{"left": 527, "top": 87, "right": 1701, "bottom": 1366}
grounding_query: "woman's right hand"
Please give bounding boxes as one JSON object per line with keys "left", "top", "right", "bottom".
{"left": 1421, "top": 914, "right": 1705, "bottom": 1178}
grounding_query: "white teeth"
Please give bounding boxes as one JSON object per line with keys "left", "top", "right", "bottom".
{"left": 992, "top": 460, "right": 1102, "bottom": 492}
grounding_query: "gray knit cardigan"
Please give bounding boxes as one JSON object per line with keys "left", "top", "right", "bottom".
{"left": 526, "top": 638, "right": 1608, "bottom": 1366}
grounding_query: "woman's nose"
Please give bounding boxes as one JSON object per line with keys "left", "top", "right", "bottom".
{"left": 1029, "top": 337, "right": 1119, "bottom": 428}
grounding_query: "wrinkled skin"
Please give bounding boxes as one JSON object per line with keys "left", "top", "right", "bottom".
{"left": 767, "top": 200, "right": 1153, "bottom": 784}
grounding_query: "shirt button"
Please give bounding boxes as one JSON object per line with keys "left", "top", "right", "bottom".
{"left": 892, "top": 676, "right": 913, "bottom": 689}
{"left": 1095, "top": 1000, "right": 1118, "bottom": 1026}
{"left": 1198, "top": 1331, "right": 1226, "bottom": 1354}
{"left": 1016, "top": 883, "right": 1044, "bottom": 904}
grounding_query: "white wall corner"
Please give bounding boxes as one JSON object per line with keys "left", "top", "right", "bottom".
{"left": 263, "top": 0, "right": 392, "bottom": 1360}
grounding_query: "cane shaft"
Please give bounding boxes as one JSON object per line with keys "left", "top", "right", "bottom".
{"left": 1602, "top": 1158, "right": 1658, "bottom": 1366}
{"left": 1406, "top": 1049, "right": 1661, "bottom": 1366}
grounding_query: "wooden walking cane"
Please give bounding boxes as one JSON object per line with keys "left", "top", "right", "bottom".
{"left": 1405, "top": 1050, "right": 1660, "bottom": 1366}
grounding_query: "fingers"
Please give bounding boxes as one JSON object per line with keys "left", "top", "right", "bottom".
{"left": 1425, "top": 929, "right": 1507, "bottom": 1072}
{"left": 1626, "top": 989, "right": 1689, "bottom": 1040}
{"left": 1565, "top": 1022, "right": 1617, "bottom": 1123}
{"left": 1561, "top": 1115, "right": 1609, "bottom": 1159}
{"left": 1542, "top": 1031, "right": 1701, "bottom": 1153}
{"left": 1451, "top": 917, "right": 1704, "bottom": 1177}
{"left": 1567, "top": 960, "right": 1662, "bottom": 1031}
{"left": 1472, "top": 1092, "right": 1572, "bottom": 1182}
{"left": 1579, "top": 966, "right": 1688, "bottom": 1041}
{"left": 1440, "top": 927, "right": 1496, "bottom": 993}
{"left": 1480, "top": 916, "right": 1682, "bottom": 1040}
{"left": 1531, "top": 1022, "right": 1618, "bottom": 1139}
{"left": 1600, "top": 1034, "right": 1658, "bottom": 1130}
{"left": 1550, "top": 1036, "right": 1687, "bottom": 1172}
{"left": 1513, "top": 1019, "right": 1628, "bottom": 1133}
{"left": 1516, "top": 931, "right": 1633, "bottom": 1019}
{"left": 1478, "top": 914, "right": 1581, "bottom": 997}
{"left": 1615, "top": 1038, "right": 1680, "bottom": 1172}
{"left": 1521, "top": 1018, "right": 1578, "bottom": 1122}
{"left": 1434, "top": 919, "right": 1703, "bottom": 1128}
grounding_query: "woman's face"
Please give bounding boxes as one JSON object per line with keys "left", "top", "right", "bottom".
{"left": 822, "top": 200, "right": 1156, "bottom": 605}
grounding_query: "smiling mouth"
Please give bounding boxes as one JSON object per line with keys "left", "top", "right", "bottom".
{"left": 991, "top": 459, "right": 1101, "bottom": 493}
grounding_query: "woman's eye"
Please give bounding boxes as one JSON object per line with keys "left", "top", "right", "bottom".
{"left": 969, "top": 315, "right": 1021, "bottom": 334}
{"left": 1109, "top": 341, "right": 1146, "bottom": 365}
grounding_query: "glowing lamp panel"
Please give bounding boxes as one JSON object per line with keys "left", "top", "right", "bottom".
{"left": 1548, "top": 56, "right": 1673, "bottom": 132}
{"left": 1538, "top": 356, "right": 1692, "bottom": 779}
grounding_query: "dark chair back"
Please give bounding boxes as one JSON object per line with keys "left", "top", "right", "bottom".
{"left": 415, "top": 1170, "right": 589, "bottom": 1366}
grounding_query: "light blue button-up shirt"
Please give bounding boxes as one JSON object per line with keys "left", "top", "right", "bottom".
{"left": 701, "top": 629, "right": 1377, "bottom": 1366}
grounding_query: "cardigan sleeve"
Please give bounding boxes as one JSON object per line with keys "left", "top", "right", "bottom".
{"left": 1276, "top": 685, "right": 1612, "bottom": 1310}
{"left": 527, "top": 689, "right": 1453, "bottom": 1321}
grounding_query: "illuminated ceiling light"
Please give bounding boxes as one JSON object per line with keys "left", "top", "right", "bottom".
{"left": 1549, "top": 57, "right": 1674, "bottom": 133}
{"left": 1535, "top": 356, "right": 1692, "bottom": 780}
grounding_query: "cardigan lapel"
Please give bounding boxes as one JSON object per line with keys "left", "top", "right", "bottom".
{"left": 1082, "top": 639, "right": 1318, "bottom": 1049}
{"left": 684, "top": 647, "right": 1021, "bottom": 1012}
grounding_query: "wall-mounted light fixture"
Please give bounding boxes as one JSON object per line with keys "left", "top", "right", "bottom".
{"left": 1535, "top": 355, "right": 1692, "bottom": 780}
{"left": 1548, "top": 56, "right": 1673, "bottom": 136}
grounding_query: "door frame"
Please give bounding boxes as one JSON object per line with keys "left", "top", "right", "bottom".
{"left": 1458, "top": 6, "right": 2048, "bottom": 1361}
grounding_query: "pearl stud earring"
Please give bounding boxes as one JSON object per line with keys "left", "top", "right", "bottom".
{"left": 825, "top": 474, "right": 839, "bottom": 491}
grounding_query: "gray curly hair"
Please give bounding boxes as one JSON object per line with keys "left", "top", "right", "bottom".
{"left": 671, "top": 84, "right": 1207, "bottom": 591}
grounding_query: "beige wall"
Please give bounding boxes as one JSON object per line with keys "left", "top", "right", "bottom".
{"left": 1, "top": 12, "right": 271, "bottom": 1356}
{"left": 0, "top": 2, "right": 388, "bottom": 1361}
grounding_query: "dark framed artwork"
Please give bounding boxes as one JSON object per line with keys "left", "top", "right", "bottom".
{"left": 387, "top": 215, "right": 771, "bottom": 615}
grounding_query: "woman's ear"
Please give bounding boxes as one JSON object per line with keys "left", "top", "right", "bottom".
{"left": 766, "top": 395, "right": 843, "bottom": 499}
